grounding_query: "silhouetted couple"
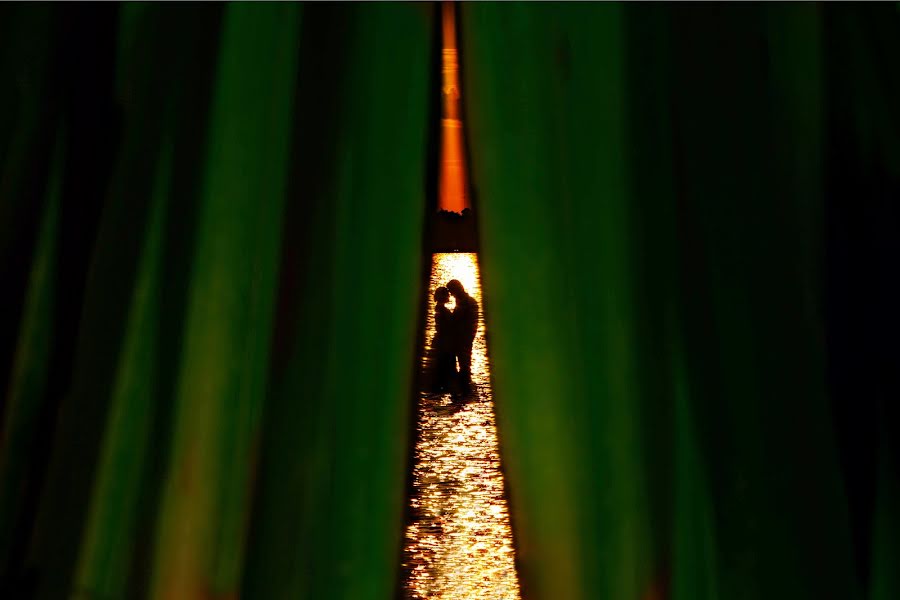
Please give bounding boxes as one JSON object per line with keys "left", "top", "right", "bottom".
{"left": 430, "top": 279, "right": 478, "bottom": 393}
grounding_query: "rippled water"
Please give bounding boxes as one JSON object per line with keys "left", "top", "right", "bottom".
{"left": 401, "top": 253, "right": 521, "bottom": 600}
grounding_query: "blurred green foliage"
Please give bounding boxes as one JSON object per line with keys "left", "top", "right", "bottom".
{"left": 0, "top": 3, "right": 897, "bottom": 600}
{"left": 463, "top": 4, "right": 899, "bottom": 600}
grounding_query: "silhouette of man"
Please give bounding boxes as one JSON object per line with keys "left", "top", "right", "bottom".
{"left": 446, "top": 279, "right": 478, "bottom": 380}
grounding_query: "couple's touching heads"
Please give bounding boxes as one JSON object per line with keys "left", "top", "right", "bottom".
{"left": 430, "top": 278, "right": 479, "bottom": 393}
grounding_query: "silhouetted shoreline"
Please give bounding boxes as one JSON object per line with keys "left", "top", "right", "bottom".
{"left": 429, "top": 207, "right": 479, "bottom": 252}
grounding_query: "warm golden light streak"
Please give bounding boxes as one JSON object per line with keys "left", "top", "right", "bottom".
{"left": 438, "top": 2, "right": 469, "bottom": 214}
{"left": 401, "top": 253, "right": 521, "bottom": 599}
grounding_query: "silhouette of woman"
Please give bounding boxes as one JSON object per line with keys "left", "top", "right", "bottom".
{"left": 429, "top": 286, "right": 457, "bottom": 391}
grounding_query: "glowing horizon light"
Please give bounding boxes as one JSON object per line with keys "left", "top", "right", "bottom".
{"left": 438, "top": 2, "right": 470, "bottom": 214}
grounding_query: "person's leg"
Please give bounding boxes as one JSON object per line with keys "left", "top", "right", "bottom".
{"left": 458, "top": 342, "right": 473, "bottom": 379}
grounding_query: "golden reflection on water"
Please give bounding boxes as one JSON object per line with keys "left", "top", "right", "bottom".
{"left": 401, "top": 253, "right": 521, "bottom": 600}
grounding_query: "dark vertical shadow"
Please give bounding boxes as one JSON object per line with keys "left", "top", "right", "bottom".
{"left": 822, "top": 6, "right": 900, "bottom": 592}
{"left": 666, "top": 6, "right": 751, "bottom": 595}
{"left": 394, "top": 5, "right": 441, "bottom": 598}
{"left": 0, "top": 5, "right": 63, "bottom": 430}
{"left": 621, "top": 6, "right": 677, "bottom": 591}
{"left": 1, "top": 6, "right": 123, "bottom": 598}
{"left": 265, "top": 7, "right": 352, "bottom": 385}
{"left": 241, "top": 5, "right": 358, "bottom": 598}
{"left": 129, "top": 6, "right": 224, "bottom": 599}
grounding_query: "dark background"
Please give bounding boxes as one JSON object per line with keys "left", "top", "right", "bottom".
{"left": 0, "top": 3, "right": 897, "bottom": 599}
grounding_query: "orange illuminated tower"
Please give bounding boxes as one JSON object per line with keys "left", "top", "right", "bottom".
{"left": 438, "top": 2, "right": 469, "bottom": 214}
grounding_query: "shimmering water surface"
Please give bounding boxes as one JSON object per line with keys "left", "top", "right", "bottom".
{"left": 401, "top": 253, "right": 521, "bottom": 600}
